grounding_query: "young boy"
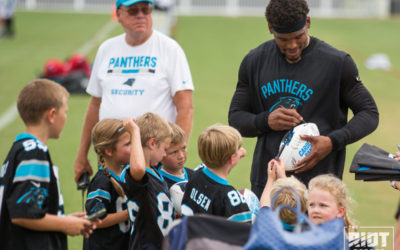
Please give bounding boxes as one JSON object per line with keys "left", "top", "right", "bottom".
{"left": 122, "top": 112, "right": 174, "bottom": 249}
{"left": 181, "top": 124, "right": 252, "bottom": 223}
{"left": 158, "top": 122, "right": 193, "bottom": 188}
{"left": 0, "top": 79, "right": 97, "bottom": 250}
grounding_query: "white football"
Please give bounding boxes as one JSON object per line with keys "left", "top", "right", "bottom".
{"left": 169, "top": 181, "right": 188, "bottom": 216}
{"left": 278, "top": 122, "right": 319, "bottom": 171}
{"left": 239, "top": 188, "right": 260, "bottom": 223}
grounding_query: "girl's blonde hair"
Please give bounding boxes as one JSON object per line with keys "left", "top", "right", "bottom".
{"left": 91, "top": 118, "right": 126, "bottom": 198}
{"left": 270, "top": 176, "right": 308, "bottom": 225}
{"left": 308, "top": 174, "right": 355, "bottom": 233}
{"left": 91, "top": 118, "right": 126, "bottom": 166}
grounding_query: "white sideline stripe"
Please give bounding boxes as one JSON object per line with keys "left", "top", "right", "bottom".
{"left": 0, "top": 104, "right": 18, "bottom": 131}
{"left": 0, "top": 20, "right": 117, "bottom": 131}
{"left": 77, "top": 21, "right": 118, "bottom": 55}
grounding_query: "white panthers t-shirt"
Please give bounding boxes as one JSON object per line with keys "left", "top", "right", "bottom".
{"left": 87, "top": 30, "right": 194, "bottom": 122}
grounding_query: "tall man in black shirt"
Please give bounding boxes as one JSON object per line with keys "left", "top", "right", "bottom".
{"left": 228, "top": 0, "right": 379, "bottom": 197}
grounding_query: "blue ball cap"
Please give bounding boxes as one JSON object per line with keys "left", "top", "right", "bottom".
{"left": 116, "top": 0, "right": 153, "bottom": 8}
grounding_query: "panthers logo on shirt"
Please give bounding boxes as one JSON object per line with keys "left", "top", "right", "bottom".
{"left": 269, "top": 96, "right": 303, "bottom": 112}
{"left": 17, "top": 187, "right": 48, "bottom": 209}
{"left": 123, "top": 78, "right": 136, "bottom": 87}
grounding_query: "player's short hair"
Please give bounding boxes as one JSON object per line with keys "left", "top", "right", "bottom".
{"left": 308, "top": 174, "right": 355, "bottom": 233}
{"left": 265, "top": 0, "right": 309, "bottom": 28}
{"left": 92, "top": 118, "right": 125, "bottom": 166}
{"left": 17, "top": 78, "right": 69, "bottom": 125}
{"left": 270, "top": 176, "right": 308, "bottom": 225}
{"left": 136, "top": 112, "right": 173, "bottom": 147}
{"left": 168, "top": 122, "right": 187, "bottom": 146}
{"left": 198, "top": 124, "right": 242, "bottom": 169}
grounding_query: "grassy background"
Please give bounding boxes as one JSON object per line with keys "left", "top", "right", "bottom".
{"left": 1, "top": 12, "right": 399, "bottom": 249}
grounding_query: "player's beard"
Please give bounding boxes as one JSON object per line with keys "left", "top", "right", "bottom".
{"left": 285, "top": 35, "right": 310, "bottom": 64}
{"left": 286, "top": 55, "right": 302, "bottom": 64}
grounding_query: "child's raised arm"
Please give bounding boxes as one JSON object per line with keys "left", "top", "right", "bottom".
{"left": 259, "top": 159, "right": 287, "bottom": 207}
{"left": 123, "top": 117, "right": 146, "bottom": 181}
{"left": 275, "top": 158, "right": 287, "bottom": 179}
{"left": 259, "top": 159, "right": 278, "bottom": 208}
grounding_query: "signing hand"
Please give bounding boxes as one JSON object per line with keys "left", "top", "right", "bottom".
{"left": 294, "top": 135, "right": 332, "bottom": 174}
{"left": 268, "top": 108, "right": 303, "bottom": 131}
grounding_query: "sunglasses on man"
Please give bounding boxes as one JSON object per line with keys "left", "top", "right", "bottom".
{"left": 119, "top": 4, "right": 152, "bottom": 16}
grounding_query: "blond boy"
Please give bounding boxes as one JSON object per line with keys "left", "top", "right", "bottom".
{"left": 181, "top": 124, "right": 252, "bottom": 223}
{"left": 0, "top": 79, "right": 96, "bottom": 250}
{"left": 158, "top": 122, "right": 194, "bottom": 188}
{"left": 122, "top": 112, "right": 174, "bottom": 250}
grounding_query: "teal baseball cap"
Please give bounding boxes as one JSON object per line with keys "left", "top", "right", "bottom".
{"left": 116, "top": 0, "right": 153, "bottom": 8}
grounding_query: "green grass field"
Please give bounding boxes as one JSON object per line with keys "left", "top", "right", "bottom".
{"left": 1, "top": 11, "right": 400, "bottom": 249}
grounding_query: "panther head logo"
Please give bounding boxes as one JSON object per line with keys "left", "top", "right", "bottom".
{"left": 17, "top": 187, "right": 48, "bottom": 209}
{"left": 123, "top": 78, "right": 136, "bottom": 87}
{"left": 269, "top": 96, "right": 303, "bottom": 112}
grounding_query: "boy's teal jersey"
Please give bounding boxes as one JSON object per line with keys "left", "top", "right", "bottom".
{"left": 181, "top": 167, "right": 252, "bottom": 223}
{"left": 0, "top": 133, "right": 67, "bottom": 250}
{"left": 157, "top": 165, "right": 194, "bottom": 188}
